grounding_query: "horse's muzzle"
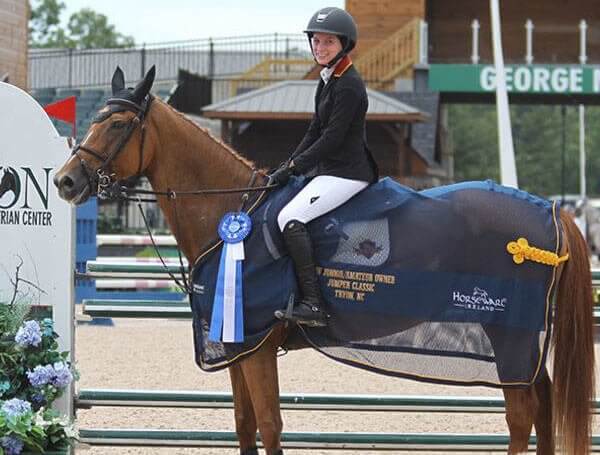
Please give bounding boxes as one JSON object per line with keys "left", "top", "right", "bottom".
{"left": 53, "top": 165, "right": 91, "bottom": 205}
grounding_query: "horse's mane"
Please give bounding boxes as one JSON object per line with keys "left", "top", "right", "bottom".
{"left": 155, "top": 98, "right": 266, "bottom": 176}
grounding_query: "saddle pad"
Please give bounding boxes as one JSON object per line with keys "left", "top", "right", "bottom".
{"left": 190, "top": 177, "right": 561, "bottom": 387}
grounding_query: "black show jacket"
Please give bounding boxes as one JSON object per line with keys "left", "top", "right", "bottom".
{"left": 291, "top": 57, "right": 379, "bottom": 183}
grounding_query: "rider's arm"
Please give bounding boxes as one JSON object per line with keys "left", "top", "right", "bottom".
{"left": 292, "top": 85, "right": 362, "bottom": 174}
{"left": 290, "top": 115, "right": 321, "bottom": 161}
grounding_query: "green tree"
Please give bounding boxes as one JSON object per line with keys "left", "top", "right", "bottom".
{"left": 448, "top": 104, "right": 499, "bottom": 183}
{"left": 67, "top": 8, "right": 135, "bottom": 49}
{"left": 29, "top": 0, "right": 135, "bottom": 49}
{"left": 29, "top": 0, "right": 69, "bottom": 47}
{"left": 448, "top": 104, "right": 600, "bottom": 198}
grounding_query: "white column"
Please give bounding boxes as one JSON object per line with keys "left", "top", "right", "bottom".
{"left": 525, "top": 19, "right": 534, "bottom": 64}
{"left": 579, "top": 20, "right": 588, "bottom": 64}
{"left": 471, "top": 19, "right": 480, "bottom": 64}
{"left": 419, "top": 20, "right": 429, "bottom": 65}
{"left": 579, "top": 20, "right": 587, "bottom": 199}
{"left": 490, "top": 0, "right": 518, "bottom": 188}
{"left": 579, "top": 105, "right": 586, "bottom": 199}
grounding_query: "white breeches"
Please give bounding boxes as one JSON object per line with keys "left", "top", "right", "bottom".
{"left": 277, "top": 175, "right": 369, "bottom": 231}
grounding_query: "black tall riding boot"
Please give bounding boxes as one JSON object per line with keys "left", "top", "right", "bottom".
{"left": 279, "top": 220, "right": 328, "bottom": 327}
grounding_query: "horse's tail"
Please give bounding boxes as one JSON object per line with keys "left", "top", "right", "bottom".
{"left": 553, "top": 210, "right": 595, "bottom": 455}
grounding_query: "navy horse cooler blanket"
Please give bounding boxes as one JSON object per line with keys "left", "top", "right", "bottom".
{"left": 191, "top": 177, "right": 563, "bottom": 387}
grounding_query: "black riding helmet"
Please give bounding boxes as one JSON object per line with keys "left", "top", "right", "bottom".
{"left": 304, "top": 7, "right": 357, "bottom": 68}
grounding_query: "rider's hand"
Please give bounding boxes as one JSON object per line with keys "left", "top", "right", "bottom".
{"left": 269, "top": 161, "right": 296, "bottom": 186}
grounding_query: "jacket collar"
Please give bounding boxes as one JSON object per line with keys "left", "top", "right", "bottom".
{"left": 316, "top": 56, "right": 353, "bottom": 101}
{"left": 333, "top": 55, "right": 352, "bottom": 78}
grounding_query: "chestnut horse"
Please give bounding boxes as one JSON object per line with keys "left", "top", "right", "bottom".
{"left": 54, "top": 67, "right": 595, "bottom": 455}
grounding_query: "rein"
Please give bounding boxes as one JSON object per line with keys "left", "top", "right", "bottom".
{"left": 131, "top": 172, "right": 271, "bottom": 295}
{"left": 108, "top": 180, "right": 277, "bottom": 203}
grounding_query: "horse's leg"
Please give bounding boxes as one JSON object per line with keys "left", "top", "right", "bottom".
{"left": 533, "top": 368, "right": 554, "bottom": 455}
{"left": 229, "top": 363, "right": 259, "bottom": 454}
{"left": 239, "top": 326, "right": 285, "bottom": 455}
{"left": 503, "top": 387, "right": 536, "bottom": 454}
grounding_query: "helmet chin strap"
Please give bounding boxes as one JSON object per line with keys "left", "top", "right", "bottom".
{"left": 324, "top": 51, "right": 346, "bottom": 68}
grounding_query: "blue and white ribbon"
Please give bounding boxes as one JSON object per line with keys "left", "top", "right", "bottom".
{"left": 209, "top": 212, "right": 252, "bottom": 343}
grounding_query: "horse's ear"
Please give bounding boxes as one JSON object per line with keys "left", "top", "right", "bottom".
{"left": 132, "top": 65, "right": 156, "bottom": 102}
{"left": 111, "top": 66, "right": 125, "bottom": 95}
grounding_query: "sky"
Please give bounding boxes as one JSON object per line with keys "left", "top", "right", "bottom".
{"left": 61, "top": 1, "right": 345, "bottom": 44}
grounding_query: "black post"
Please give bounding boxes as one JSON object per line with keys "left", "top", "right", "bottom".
{"left": 273, "top": 33, "right": 278, "bottom": 75}
{"left": 140, "top": 44, "right": 146, "bottom": 79}
{"left": 561, "top": 105, "right": 567, "bottom": 202}
{"left": 68, "top": 48, "right": 73, "bottom": 88}
{"left": 285, "top": 37, "right": 290, "bottom": 73}
{"left": 208, "top": 38, "right": 215, "bottom": 78}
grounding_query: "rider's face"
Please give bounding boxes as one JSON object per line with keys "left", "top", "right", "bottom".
{"left": 311, "top": 33, "right": 343, "bottom": 66}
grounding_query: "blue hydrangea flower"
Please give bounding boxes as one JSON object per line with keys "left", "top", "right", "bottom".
{"left": 31, "top": 393, "right": 46, "bottom": 405}
{"left": 51, "top": 362, "right": 73, "bottom": 388}
{"left": 1, "top": 436, "right": 24, "bottom": 455}
{"left": 14, "top": 320, "right": 42, "bottom": 347}
{"left": 26, "top": 364, "right": 54, "bottom": 387}
{"left": 0, "top": 380, "right": 10, "bottom": 397}
{"left": 41, "top": 318, "right": 54, "bottom": 337}
{"left": 1, "top": 398, "right": 31, "bottom": 418}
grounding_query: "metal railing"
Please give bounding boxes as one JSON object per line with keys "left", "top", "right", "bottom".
{"left": 29, "top": 34, "right": 310, "bottom": 89}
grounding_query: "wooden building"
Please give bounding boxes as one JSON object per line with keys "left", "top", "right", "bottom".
{"left": 425, "top": 0, "right": 600, "bottom": 64}
{"left": 0, "top": 0, "right": 28, "bottom": 90}
{"left": 348, "top": 0, "right": 599, "bottom": 64}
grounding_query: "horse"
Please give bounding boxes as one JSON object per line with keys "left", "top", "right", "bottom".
{"left": 53, "top": 66, "right": 595, "bottom": 455}
{"left": 0, "top": 168, "right": 16, "bottom": 199}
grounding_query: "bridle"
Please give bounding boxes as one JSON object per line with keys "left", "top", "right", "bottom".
{"left": 71, "top": 94, "right": 276, "bottom": 202}
{"left": 70, "top": 92, "right": 278, "bottom": 294}
{"left": 71, "top": 94, "right": 152, "bottom": 200}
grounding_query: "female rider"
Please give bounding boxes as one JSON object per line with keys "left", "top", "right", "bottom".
{"left": 270, "top": 7, "right": 378, "bottom": 327}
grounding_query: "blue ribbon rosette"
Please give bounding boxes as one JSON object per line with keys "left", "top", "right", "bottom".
{"left": 208, "top": 212, "right": 252, "bottom": 343}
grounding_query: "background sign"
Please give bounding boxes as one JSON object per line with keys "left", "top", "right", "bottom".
{"left": 429, "top": 64, "right": 600, "bottom": 94}
{"left": 0, "top": 82, "right": 74, "bottom": 415}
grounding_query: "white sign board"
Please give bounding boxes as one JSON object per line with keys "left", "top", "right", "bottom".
{"left": 0, "top": 82, "right": 74, "bottom": 416}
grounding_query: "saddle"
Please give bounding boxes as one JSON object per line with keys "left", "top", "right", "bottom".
{"left": 191, "top": 177, "right": 562, "bottom": 387}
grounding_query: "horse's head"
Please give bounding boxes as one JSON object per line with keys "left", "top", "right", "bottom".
{"left": 53, "top": 65, "right": 157, "bottom": 205}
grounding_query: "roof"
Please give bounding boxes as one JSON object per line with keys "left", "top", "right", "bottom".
{"left": 202, "top": 80, "right": 426, "bottom": 122}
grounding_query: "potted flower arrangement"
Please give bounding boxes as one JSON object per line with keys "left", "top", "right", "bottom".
{"left": 0, "top": 301, "right": 77, "bottom": 455}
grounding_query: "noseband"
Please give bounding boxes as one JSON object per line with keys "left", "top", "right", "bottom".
{"left": 71, "top": 95, "right": 152, "bottom": 199}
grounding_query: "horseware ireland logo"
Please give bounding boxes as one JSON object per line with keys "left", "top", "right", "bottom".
{"left": 452, "top": 287, "right": 507, "bottom": 312}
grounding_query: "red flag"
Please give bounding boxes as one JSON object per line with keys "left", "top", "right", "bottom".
{"left": 44, "top": 96, "right": 76, "bottom": 124}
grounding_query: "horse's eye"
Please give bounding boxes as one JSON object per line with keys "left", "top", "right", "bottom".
{"left": 111, "top": 121, "right": 126, "bottom": 129}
